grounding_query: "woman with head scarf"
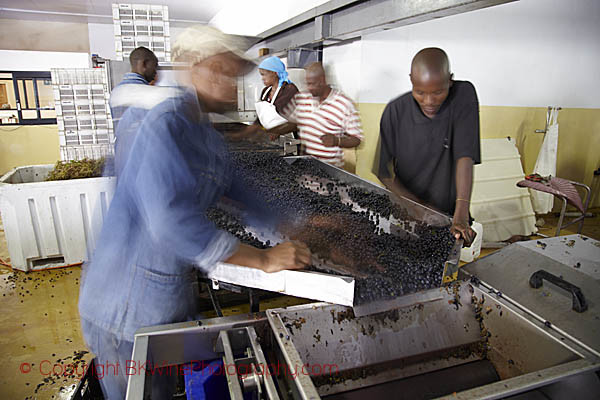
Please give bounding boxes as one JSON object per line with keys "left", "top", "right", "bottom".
{"left": 236, "top": 56, "right": 299, "bottom": 138}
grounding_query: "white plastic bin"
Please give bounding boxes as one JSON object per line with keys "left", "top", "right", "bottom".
{"left": 460, "top": 221, "right": 483, "bottom": 263}
{"left": 0, "top": 165, "right": 116, "bottom": 271}
{"left": 471, "top": 138, "right": 537, "bottom": 242}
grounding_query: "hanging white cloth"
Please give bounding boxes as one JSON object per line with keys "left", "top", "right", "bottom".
{"left": 531, "top": 107, "right": 559, "bottom": 214}
{"left": 255, "top": 85, "right": 288, "bottom": 130}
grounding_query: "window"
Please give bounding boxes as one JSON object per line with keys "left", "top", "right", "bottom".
{"left": 0, "top": 71, "right": 57, "bottom": 125}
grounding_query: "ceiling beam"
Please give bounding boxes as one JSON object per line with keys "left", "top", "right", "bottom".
{"left": 257, "top": 0, "right": 517, "bottom": 53}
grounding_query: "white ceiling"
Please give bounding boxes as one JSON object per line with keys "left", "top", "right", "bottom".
{"left": 0, "top": 0, "right": 230, "bottom": 25}
{"left": 0, "top": 0, "right": 332, "bottom": 35}
{"left": 212, "top": 0, "right": 330, "bottom": 36}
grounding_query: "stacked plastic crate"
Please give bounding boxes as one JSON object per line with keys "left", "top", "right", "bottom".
{"left": 51, "top": 68, "right": 115, "bottom": 161}
{"left": 113, "top": 3, "right": 171, "bottom": 62}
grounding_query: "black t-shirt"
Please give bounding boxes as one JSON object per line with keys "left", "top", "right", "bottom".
{"left": 374, "top": 80, "right": 481, "bottom": 215}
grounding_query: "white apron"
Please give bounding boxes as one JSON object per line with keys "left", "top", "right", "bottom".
{"left": 255, "top": 85, "right": 288, "bottom": 130}
{"left": 531, "top": 107, "right": 559, "bottom": 214}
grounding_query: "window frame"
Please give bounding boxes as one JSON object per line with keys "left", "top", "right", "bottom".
{"left": 0, "top": 71, "right": 57, "bottom": 126}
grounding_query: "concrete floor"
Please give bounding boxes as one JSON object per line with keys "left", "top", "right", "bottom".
{"left": 0, "top": 210, "right": 598, "bottom": 399}
{"left": 0, "top": 218, "right": 93, "bottom": 399}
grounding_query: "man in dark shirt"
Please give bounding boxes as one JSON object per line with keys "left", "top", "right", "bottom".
{"left": 374, "top": 48, "right": 480, "bottom": 246}
{"left": 110, "top": 46, "right": 159, "bottom": 129}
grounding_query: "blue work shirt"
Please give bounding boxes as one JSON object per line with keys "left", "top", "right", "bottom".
{"left": 107, "top": 73, "right": 180, "bottom": 177}
{"left": 79, "top": 88, "right": 267, "bottom": 341}
{"left": 109, "top": 72, "right": 149, "bottom": 130}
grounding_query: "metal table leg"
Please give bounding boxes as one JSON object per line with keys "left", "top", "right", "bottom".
{"left": 248, "top": 288, "right": 260, "bottom": 313}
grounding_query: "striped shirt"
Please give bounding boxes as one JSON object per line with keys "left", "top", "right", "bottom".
{"left": 284, "top": 89, "right": 363, "bottom": 166}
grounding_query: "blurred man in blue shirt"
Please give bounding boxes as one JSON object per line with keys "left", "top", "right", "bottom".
{"left": 79, "top": 27, "right": 311, "bottom": 399}
{"left": 109, "top": 46, "right": 158, "bottom": 129}
{"left": 106, "top": 47, "right": 171, "bottom": 177}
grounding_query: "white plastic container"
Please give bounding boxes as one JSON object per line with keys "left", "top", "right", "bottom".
{"left": 460, "top": 221, "right": 483, "bottom": 263}
{"left": 0, "top": 165, "right": 116, "bottom": 271}
{"left": 471, "top": 138, "right": 537, "bottom": 242}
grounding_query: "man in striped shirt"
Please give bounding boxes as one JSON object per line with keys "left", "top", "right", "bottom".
{"left": 278, "top": 62, "right": 363, "bottom": 167}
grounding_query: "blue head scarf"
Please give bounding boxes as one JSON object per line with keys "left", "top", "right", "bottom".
{"left": 258, "top": 56, "right": 292, "bottom": 87}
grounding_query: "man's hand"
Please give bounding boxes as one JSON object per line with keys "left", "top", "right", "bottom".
{"left": 261, "top": 241, "right": 311, "bottom": 273}
{"left": 451, "top": 218, "right": 476, "bottom": 247}
{"left": 320, "top": 134, "right": 339, "bottom": 148}
{"left": 225, "top": 242, "right": 310, "bottom": 273}
{"left": 227, "top": 124, "right": 260, "bottom": 142}
{"left": 266, "top": 122, "right": 297, "bottom": 141}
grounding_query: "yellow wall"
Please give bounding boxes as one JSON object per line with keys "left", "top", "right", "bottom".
{"left": 355, "top": 104, "right": 600, "bottom": 208}
{"left": 0, "top": 125, "right": 60, "bottom": 175}
{"left": 0, "top": 17, "right": 87, "bottom": 175}
{"left": 2, "top": 106, "right": 598, "bottom": 208}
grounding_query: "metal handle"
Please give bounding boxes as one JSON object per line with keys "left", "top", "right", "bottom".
{"left": 529, "top": 270, "right": 588, "bottom": 313}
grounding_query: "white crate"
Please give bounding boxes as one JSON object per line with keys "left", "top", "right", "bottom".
{"left": 135, "top": 39, "right": 150, "bottom": 48}
{"left": 61, "top": 104, "right": 76, "bottom": 115}
{"left": 77, "top": 114, "right": 92, "bottom": 120}
{"left": 471, "top": 138, "right": 537, "bottom": 242}
{"left": 121, "top": 26, "right": 135, "bottom": 35}
{"left": 114, "top": 3, "right": 169, "bottom": 60}
{"left": 92, "top": 104, "right": 108, "bottom": 115}
{"left": 0, "top": 165, "right": 116, "bottom": 271}
{"left": 94, "top": 118, "right": 109, "bottom": 129}
{"left": 63, "top": 116, "right": 77, "bottom": 129}
{"left": 150, "top": 25, "right": 163, "bottom": 34}
{"left": 60, "top": 144, "right": 114, "bottom": 161}
{"left": 460, "top": 222, "right": 483, "bottom": 263}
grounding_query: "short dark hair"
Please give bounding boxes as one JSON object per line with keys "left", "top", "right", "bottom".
{"left": 129, "top": 47, "right": 157, "bottom": 67}
{"left": 411, "top": 48, "right": 451, "bottom": 79}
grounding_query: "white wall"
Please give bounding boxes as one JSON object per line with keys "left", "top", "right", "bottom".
{"left": 0, "top": 18, "right": 90, "bottom": 53}
{"left": 323, "top": 40, "right": 362, "bottom": 102}
{"left": 0, "top": 50, "right": 89, "bottom": 70}
{"left": 326, "top": 0, "right": 600, "bottom": 108}
{"left": 88, "top": 23, "right": 117, "bottom": 60}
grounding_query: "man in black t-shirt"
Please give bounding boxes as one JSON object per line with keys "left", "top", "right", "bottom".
{"left": 374, "top": 48, "right": 480, "bottom": 246}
